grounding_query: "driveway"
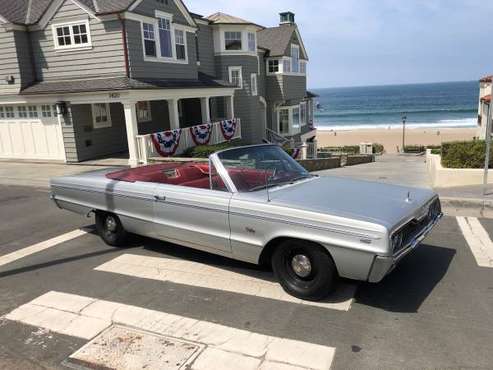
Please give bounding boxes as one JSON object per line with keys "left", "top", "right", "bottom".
{"left": 0, "top": 183, "right": 492, "bottom": 369}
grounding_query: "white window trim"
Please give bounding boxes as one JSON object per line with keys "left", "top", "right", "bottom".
{"left": 228, "top": 66, "right": 243, "bottom": 90}
{"left": 51, "top": 20, "right": 93, "bottom": 51}
{"left": 247, "top": 32, "right": 256, "bottom": 52}
{"left": 250, "top": 73, "right": 258, "bottom": 96}
{"left": 92, "top": 103, "right": 112, "bottom": 129}
{"left": 291, "top": 44, "right": 300, "bottom": 73}
{"left": 276, "top": 104, "right": 303, "bottom": 136}
{"left": 139, "top": 11, "right": 189, "bottom": 64}
{"left": 215, "top": 26, "right": 258, "bottom": 56}
{"left": 300, "top": 101, "right": 307, "bottom": 126}
{"left": 266, "top": 57, "right": 307, "bottom": 76}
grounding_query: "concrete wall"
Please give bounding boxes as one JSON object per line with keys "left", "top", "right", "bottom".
{"left": 30, "top": 0, "right": 126, "bottom": 81}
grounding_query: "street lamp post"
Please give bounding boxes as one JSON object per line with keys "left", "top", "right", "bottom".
{"left": 483, "top": 83, "right": 493, "bottom": 195}
{"left": 401, "top": 113, "right": 407, "bottom": 153}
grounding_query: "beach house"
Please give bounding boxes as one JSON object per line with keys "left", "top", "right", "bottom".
{"left": 0, "top": 0, "right": 315, "bottom": 164}
{"left": 478, "top": 75, "right": 492, "bottom": 139}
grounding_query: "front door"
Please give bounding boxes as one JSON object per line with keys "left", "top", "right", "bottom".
{"left": 153, "top": 184, "right": 232, "bottom": 253}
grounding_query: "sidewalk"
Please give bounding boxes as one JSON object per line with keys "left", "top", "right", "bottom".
{"left": 436, "top": 185, "right": 493, "bottom": 218}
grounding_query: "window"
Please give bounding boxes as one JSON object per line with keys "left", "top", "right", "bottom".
{"left": 18, "top": 106, "right": 27, "bottom": 118}
{"left": 137, "top": 101, "right": 152, "bottom": 122}
{"left": 92, "top": 103, "right": 112, "bottom": 129}
{"left": 292, "top": 107, "right": 300, "bottom": 129}
{"left": 228, "top": 66, "right": 243, "bottom": 89}
{"left": 158, "top": 17, "right": 172, "bottom": 57}
{"left": 250, "top": 74, "right": 258, "bottom": 96}
{"left": 53, "top": 21, "right": 91, "bottom": 49}
{"left": 0, "top": 107, "right": 3, "bottom": 119}
{"left": 41, "top": 105, "right": 52, "bottom": 118}
{"left": 291, "top": 44, "right": 299, "bottom": 73}
{"left": 300, "top": 61, "right": 307, "bottom": 74}
{"left": 175, "top": 29, "right": 186, "bottom": 60}
{"left": 283, "top": 59, "right": 291, "bottom": 73}
{"left": 268, "top": 60, "right": 279, "bottom": 73}
{"left": 225, "top": 32, "right": 242, "bottom": 50}
{"left": 143, "top": 23, "right": 157, "bottom": 57}
{"left": 28, "top": 106, "right": 38, "bottom": 118}
{"left": 5, "top": 106, "right": 14, "bottom": 118}
{"left": 248, "top": 32, "right": 256, "bottom": 52}
{"left": 279, "top": 109, "right": 289, "bottom": 134}
{"left": 300, "top": 102, "right": 307, "bottom": 126}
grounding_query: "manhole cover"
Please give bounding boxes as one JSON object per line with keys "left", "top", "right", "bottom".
{"left": 65, "top": 325, "right": 203, "bottom": 370}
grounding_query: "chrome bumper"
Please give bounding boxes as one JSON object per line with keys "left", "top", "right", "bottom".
{"left": 367, "top": 213, "right": 443, "bottom": 283}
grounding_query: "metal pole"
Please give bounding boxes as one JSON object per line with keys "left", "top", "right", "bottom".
{"left": 483, "top": 85, "right": 493, "bottom": 195}
{"left": 402, "top": 114, "right": 407, "bottom": 153}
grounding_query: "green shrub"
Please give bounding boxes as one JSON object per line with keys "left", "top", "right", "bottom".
{"left": 320, "top": 145, "right": 359, "bottom": 154}
{"left": 404, "top": 145, "right": 426, "bottom": 153}
{"left": 430, "top": 148, "right": 441, "bottom": 155}
{"left": 372, "top": 143, "right": 384, "bottom": 154}
{"left": 182, "top": 141, "right": 238, "bottom": 158}
{"left": 441, "top": 140, "right": 493, "bottom": 168}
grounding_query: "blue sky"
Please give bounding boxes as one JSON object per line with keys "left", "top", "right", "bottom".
{"left": 186, "top": 0, "right": 493, "bottom": 88}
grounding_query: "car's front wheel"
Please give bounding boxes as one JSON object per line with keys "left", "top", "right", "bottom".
{"left": 272, "top": 240, "right": 338, "bottom": 301}
{"left": 95, "top": 212, "right": 128, "bottom": 247}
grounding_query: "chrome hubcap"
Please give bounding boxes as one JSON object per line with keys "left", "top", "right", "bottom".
{"left": 105, "top": 217, "right": 117, "bottom": 232}
{"left": 291, "top": 254, "right": 312, "bottom": 278}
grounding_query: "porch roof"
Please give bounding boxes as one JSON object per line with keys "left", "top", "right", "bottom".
{"left": 20, "top": 74, "right": 233, "bottom": 95}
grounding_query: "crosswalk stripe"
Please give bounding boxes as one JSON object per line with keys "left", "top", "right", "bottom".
{"left": 0, "top": 229, "right": 87, "bottom": 268}
{"left": 4, "top": 291, "right": 336, "bottom": 370}
{"left": 95, "top": 254, "right": 356, "bottom": 311}
{"left": 456, "top": 217, "right": 493, "bottom": 267}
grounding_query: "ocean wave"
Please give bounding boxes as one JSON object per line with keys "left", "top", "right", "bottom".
{"left": 315, "top": 118, "right": 478, "bottom": 131}
{"left": 314, "top": 107, "right": 476, "bottom": 118}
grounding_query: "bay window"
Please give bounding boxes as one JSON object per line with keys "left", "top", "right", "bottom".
{"left": 143, "top": 23, "right": 156, "bottom": 57}
{"left": 175, "top": 29, "right": 186, "bottom": 60}
{"left": 225, "top": 32, "right": 242, "bottom": 50}
{"left": 248, "top": 32, "right": 256, "bottom": 52}
{"left": 283, "top": 59, "right": 291, "bottom": 73}
{"left": 277, "top": 105, "right": 304, "bottom": 135}
{"left": 300, "top": 61, "right": 307, "bottom": 74}
{"left": 279, "top": 109, "right": 290, "bottom": 134}
{"left": 158, "top": 17, "right": 173, "bottom": 58}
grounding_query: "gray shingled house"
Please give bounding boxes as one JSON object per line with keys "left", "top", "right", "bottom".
{"left": 0, "top": 0, "right": 315, "bottom": 164}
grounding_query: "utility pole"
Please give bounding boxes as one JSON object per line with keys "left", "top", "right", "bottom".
{"left": 483, "top": 83, "right": 493, "bottom": 195}
{"left": 401, "top": 113, "right": 407, "bottom": 153}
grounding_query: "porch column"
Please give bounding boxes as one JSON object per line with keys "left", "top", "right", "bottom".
{"left": 226, "top": 95, "right": 235, "bottom": 119}
{"left": 167, "top": 98, "right": 180, "bottom": 129}
{"left": 200, "top": 97, "right": 211, "bottom": 123}
{"left": 123, "top": 101, "right": 139, "bottom": 167}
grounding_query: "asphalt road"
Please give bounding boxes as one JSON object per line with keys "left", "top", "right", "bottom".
{"left": 0, "top": 184, "right": 492, "bottom": 369}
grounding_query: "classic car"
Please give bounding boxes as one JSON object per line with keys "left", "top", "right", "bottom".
{"left": 50, "top": 144, "right": 442, "bottom": 301}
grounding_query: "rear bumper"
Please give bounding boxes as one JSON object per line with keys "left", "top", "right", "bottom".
{"left": 367, "top": 213, "right": 442, "bottom": 283}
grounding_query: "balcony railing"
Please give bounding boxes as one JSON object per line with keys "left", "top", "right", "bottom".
{"left": 136, "top": 119, "right": 241, "bottom": 164}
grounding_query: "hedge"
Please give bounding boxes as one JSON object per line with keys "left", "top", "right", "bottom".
{"left": 319, "top": 143, "right": 384, "bottom": 154}
{"left": 441, "top": 140, "right": 493, "bottom": 168}
{"left": 404, "top": 145, "right": 426, "bottom": 153}
{"left": 182, "top": 141, "right": 239, "bottom": 158}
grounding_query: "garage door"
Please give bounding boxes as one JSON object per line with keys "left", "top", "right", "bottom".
{"left": 0, "top": 105, "right": 65, "bottom": 161}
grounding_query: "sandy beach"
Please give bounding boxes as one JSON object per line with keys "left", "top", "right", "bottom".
{"left": 315, "top": 127, "right": 477, "bottom": 153}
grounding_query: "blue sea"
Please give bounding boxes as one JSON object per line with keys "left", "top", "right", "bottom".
{"left": 311, "top": 81, "right": 477, "bottom": 131}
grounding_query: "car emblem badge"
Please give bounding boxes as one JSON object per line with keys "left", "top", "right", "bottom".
{"left": 245, "top": 227, "right": 256, "bottom": 234}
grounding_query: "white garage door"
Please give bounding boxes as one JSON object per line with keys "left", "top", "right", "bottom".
{"left": 0, "top": 105, "right": 65, "bottom": 161}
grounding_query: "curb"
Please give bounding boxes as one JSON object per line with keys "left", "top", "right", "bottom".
{"left": 440, "top": 196, "right": 493, "bottom": 218}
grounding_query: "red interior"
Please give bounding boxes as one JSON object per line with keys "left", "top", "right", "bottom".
{"left": 106, "top": 162, "right": 269, "bottom": 191}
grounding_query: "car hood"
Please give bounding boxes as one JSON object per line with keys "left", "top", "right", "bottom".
{"left": 268, "top": 176, "right": 436, "bottom": 230}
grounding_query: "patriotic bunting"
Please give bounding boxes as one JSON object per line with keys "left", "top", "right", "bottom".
{"left": 151, "top": 128, "right": 182, "bottom": 157}
{"left": 190, "top": 123, "right": 212, "bottom": 145}
{"left": 220, "top": 119, "right": 237, "bottom": 141}
{"left": 291, "top": 147, "right": 301, "bottom": 159}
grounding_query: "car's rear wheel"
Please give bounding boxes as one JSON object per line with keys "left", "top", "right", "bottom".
{"left": 272, "top": 240, "right": 338, "bottom": 301}
{"left": 95, "top": 212, "right": 127, "bottom": 247}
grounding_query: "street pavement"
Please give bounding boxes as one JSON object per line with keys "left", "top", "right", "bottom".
{"left": 0, "top": 183, "right": 493, "bottom": 370}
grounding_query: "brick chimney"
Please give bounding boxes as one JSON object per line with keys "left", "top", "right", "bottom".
{"left": 279, "top": 11, "right": 295, "bottom": 25}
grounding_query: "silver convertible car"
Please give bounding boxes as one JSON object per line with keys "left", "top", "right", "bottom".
{"left": 50, "top": 144, "right": 441, "bottom": 301}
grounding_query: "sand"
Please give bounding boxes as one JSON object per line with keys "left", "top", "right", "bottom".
{"left": 315, "top": 127, "right": 478, "bottom": 153}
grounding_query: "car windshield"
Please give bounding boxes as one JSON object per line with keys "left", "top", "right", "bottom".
{"left": 216, "top": 145, "right": 311, "bottom": 192}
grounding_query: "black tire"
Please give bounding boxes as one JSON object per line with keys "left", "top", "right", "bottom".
{"left": 95, "top": 212, "right": 128, "bottom": 247}
{"left": 272, "top": 240, "right": 338, "bottom": 301}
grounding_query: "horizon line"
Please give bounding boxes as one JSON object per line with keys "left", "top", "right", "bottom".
{"left": 309, "top": 79, "right": 477, "bottom": 90}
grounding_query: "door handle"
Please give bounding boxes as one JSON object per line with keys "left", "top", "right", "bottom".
{"left": 154, "top": 195, "right": 166, "bottom": 201}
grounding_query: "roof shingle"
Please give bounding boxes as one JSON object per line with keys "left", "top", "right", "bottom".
{"left": 257, "top": 25, "right": 297, "bottom": 57}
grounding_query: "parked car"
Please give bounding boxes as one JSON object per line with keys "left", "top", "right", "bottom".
{"left": 50, "top": 144, "right": 442, "bottom": 301}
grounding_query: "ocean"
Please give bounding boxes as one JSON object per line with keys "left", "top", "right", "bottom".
{"left": 311, "top": 81, "right": 478, "bottom": 131}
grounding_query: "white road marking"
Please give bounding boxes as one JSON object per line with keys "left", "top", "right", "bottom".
{"left": 457, "top": 217, "right": 493, "bottom": 267}
{"left": 5, "top": 291, "right": 336, "bottom": 370}
{"left": 0, "top": 229, "right": 87, "bottom": 268}
{"left": 95, "top": 254, "right": 356, "bottom": 311}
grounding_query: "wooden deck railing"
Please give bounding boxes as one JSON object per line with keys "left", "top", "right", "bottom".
{"left": 136, "top": 119, "right": 241, "bottom": 164}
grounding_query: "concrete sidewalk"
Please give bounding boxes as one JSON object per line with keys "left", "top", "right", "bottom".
{"left": 436, "top": 184, "right": 493, "bottom": 218}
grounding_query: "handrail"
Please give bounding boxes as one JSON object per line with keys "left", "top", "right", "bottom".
{"left": 265, "top": 128, "right": 290, "bottom": 146}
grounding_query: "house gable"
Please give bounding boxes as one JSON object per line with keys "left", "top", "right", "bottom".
{"left": 285, "top": 28, "right": 308, "bottom": 60}
{"left": 130, "top": 0, "right": 196, "bottom": 27}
